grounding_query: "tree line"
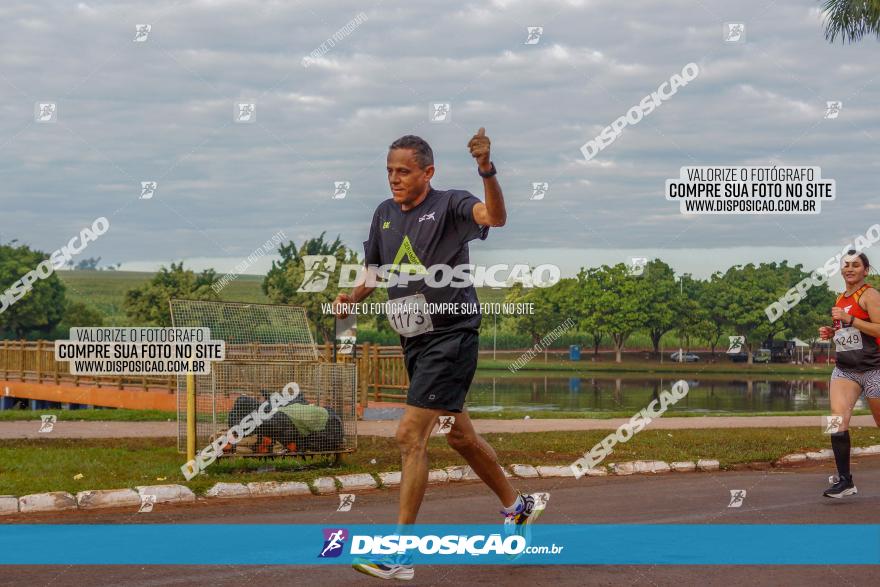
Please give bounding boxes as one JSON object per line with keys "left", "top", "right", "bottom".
{"left": 502, "top": 259, "right": 877, "bottom": 363}
{"left": 2, "top": 237, "right": 875, "bottom": 364}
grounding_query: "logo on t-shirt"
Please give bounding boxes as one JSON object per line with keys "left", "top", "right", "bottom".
{"left": 418, "top": 212, "right": 436, "bottom": 223}
{"left": 390, "top": 235, "right": 427, "bottom": 276}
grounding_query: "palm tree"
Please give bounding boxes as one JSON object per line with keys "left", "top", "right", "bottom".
{"left": 822, "top": 0, "right": 880, "bottom": 43}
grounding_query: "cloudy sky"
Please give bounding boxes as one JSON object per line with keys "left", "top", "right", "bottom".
{"left": 1, "top": 0, "right": 878, "bottom": 282}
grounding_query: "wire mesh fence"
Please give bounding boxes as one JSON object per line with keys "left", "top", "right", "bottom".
{"left": 170, "top": 299, "right": 356, "bottom": 458}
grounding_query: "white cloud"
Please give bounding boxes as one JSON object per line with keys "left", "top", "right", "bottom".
{"left": 0, "top": 0, "right": 877, "bottom": 272}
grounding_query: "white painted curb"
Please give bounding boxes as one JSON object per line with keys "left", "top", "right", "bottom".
{"left": 806, "top": 449, "right": 834, "bottom": 461}
{"left": 445, "top": 466, "right": 467, "bottom": 481}
{"left": 461, "top": 466, "right": 481, "bottom": 481}
{"left": 6, "top": 444, "right": 880, "bottom": 516}
{"left": 19, "top": 492, "right": 77, "bottom": 513}
{"left": 336, "top": 473, "right": 377, "bottom": 491}
{"left": 536, "top": 466, "right": 574, "bottom": 478}
{"left": 312, "top": 477, "right": 336, "bottom": 495}
{"left": 136, "top": 484, "right": 196, "bottom": 504}
{"left": 697, "top": 459, "right": 720, "bottom": 471}
{"left": 510, "top": 464, "right": 540, "bottom": 478}
{"left": 205, "top": 483, "right": 250, "bottom": 498}
{"left": 77, "top": 489, "right": 141, "bottom": 510}
{"left": 0, "top": 496, "right": 19, "bottom": 516}
{"left": 378, "top": 472, "right": 401, "bottom": 487}
{"left": 778, "top": 453, "right": 807, "bottom": 463}
{"left": 610, "top": 462, "right": 635, "bottom": 476}
{"left": 247, "top": 481, "right": 311, "bottom": 497}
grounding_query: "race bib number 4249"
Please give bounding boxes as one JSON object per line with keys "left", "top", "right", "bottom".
{"left": 834, "top": 327, "right": 863, "bottom": 352}
{"left": 387, "top": 294, "right": 434, "bottom": 337}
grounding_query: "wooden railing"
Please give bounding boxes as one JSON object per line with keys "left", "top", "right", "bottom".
{"left": 0, "top": 340, "right": 176, "bottom": 392}
{"left": 0, "top": 340, "right": 409, "bottom": 405}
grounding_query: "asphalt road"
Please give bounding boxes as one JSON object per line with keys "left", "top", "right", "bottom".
{"left": 3, "top": 459, "right": 880, "bottom": 586}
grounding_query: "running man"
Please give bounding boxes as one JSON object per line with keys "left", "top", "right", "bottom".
{"left": 335, "top": 131, "right": 546, "bottom": 580}
{"left": 818, "top": 250, "right": 880, "bottom": 498}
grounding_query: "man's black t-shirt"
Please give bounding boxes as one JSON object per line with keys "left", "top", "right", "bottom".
{"left": 363, "top": 187, "right": 488, "bottom": 334}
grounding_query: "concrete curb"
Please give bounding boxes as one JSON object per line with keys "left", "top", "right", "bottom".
{"left": 697, "top": 459, "right": 721, "bottom": 472}
{"left": 19, "top": 492, "right": 77, "bottom": 513}
{"left": 136, "top": 484, "right": 196, "bottom": 505}
{"left": 312, "top": 477, "right": 337, "bottom": 495}
{"left": 0, "top": 496, "right": 18, "bottom": 516}
{"left": 205, "top": 483, "right": 250, "bottom": 498}
{"left": 337, "top": 473, "right": 378, "bottom": 491}
{"left": 4, "top": 445, "right": 880, "bottom": 515}
{"left": 510, "top": 464, "right": 540, "bottom": 478}
{"left": 377, "top": 471, "right": 401, "bottom": 487}
{"left": 76, "top": 489, "right": 141, "bottom": 510}
{"left": 247, "top": 481, "right": 311, "bottom": 497}
{"left": 427, "top": 469, "right": 449, "bottom": 484}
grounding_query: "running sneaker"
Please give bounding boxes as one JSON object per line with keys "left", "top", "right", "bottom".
{"left": 501, "top": 492, "right": 549, "bottom": 558}
{"left": 823, "top": 474, "right": 858, "bottom": 498}
{"left": 352, "top": 554, "right": 414, "bottom": 581}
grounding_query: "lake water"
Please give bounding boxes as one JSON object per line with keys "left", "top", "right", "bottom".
{"left": 464, "top": 375, "right": 855, "bottom": 414}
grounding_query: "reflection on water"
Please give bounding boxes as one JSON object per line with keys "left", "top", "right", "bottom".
{"left": 467, "top": 376, "right": 841, "bottom": 414}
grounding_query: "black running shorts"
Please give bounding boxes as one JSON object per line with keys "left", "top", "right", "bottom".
{"left": 401, "top": 327, "right": 479, "bottom": 412}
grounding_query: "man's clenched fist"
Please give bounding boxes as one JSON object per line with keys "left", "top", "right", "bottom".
{"left": 468, "top": 127, "right": 491, "bottom": 170}
{"left": 333, "top": 293, "right": 353, "bottom": 319}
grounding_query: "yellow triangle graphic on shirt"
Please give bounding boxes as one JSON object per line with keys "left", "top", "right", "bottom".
{"left": 391, "top": 235, "right": 427, "bottom": 275}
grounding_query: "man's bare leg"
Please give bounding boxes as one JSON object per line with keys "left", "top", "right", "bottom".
{"left": 445, "top": 409, "right": 518, "bottom": 507}
{"left": 395, "top": 404, "right": 443, "bottom": 525}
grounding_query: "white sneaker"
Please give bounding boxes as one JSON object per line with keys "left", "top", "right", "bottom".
{"left": 352, "top": 555, "right": 415, "bottom": 581}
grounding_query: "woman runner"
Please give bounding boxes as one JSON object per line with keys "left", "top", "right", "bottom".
{"left": 818, "top": 250, "right": 880, "bottom": 497}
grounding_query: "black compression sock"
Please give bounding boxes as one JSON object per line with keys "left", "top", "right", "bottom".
{"left": 831, "top": 430, "right": 851, "bottom": 479}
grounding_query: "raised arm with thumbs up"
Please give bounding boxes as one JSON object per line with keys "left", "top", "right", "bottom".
{"left": 468, "top": 127, "right": 492, "bottom": 172}
{"left": 468, "top": 127, "right": 506, "bottom": 227}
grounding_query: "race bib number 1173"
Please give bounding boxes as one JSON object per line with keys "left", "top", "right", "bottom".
{"left": 387, "top": 294, "right": 434, "bottom": 337}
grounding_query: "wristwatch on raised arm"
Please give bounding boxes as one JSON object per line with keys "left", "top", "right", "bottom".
{"left": 478, "top": 162, "right": 497, "bottom": 178}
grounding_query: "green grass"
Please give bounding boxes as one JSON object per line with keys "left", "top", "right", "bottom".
{"left": 0, "top": 409, "right": 175, "bottom": 422}
{"left": 2, "top": 428, "right": 878, "bottom": 496}
{"left": 58, "top": 270, "right": 268, "bottom": 325}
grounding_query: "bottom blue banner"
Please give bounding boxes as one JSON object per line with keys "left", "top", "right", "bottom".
{"left": 0, "top": 524, "right": 878, "bottom": 565}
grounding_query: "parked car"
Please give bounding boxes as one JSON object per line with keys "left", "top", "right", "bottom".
{"left": 729, "top": 352, "right": 748, "bottom": 363}
{"left": 670, "top": 351, "right": 700, "bottom": 362}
